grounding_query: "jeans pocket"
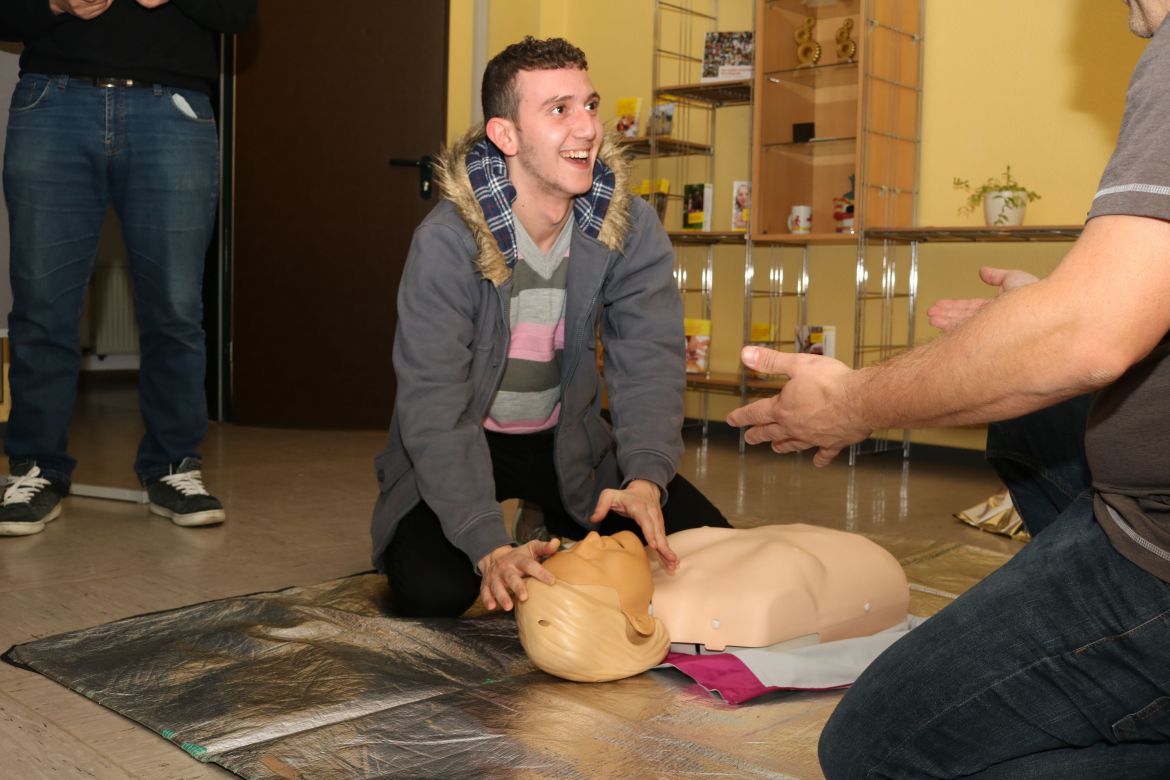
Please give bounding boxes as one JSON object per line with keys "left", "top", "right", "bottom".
{"left": 9, "top": 76, "right": 52, "bottom": 113}
{"left": 1113, "top": 696, "right": 1170, "bottom": 742}
{"left": 166, "top": 89, "right": 215, "bottom": 124}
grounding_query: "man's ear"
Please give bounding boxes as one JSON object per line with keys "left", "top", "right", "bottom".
{"left": 485, "top": 116, "right": 518, "bottom": 157}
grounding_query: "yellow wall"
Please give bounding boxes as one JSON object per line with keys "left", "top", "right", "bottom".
{"left": 447, "top": 0, "right": 475, "bottom": 145}
{"left": 910, "top": 0, "right": 1145, "bottom": 448}
{"left": 446, "top": 0, "right": 1149, "bottom": 449}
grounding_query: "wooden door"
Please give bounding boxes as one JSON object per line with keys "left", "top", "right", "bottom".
{"left": 231, "top": 1, "right": 448, "bottom": 428}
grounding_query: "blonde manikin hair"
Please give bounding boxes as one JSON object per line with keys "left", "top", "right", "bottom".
{"left": 516, "top": 578, "right": 670, "bottom": 683}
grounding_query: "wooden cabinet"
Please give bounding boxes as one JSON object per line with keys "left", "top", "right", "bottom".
{"left": 752, "top": 0, "right": 923, "bottom": 239}
{"left": 627, "top": 1, "right": 923, "bottom": 451}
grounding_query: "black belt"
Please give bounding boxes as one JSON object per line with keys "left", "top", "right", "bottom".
{"left": 81, "top": 77, "right": 152, "bottom": 89}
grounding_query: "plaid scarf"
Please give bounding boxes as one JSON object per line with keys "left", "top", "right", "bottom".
{"left": 465, "top": 138, "right": 615, "bottom": 268}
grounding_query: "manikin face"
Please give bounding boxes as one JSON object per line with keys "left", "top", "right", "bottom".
{"left": 543, "top": 531, "right": 656, "bottom": 636}
{"left": 516, "top": 530, "right": 670, "bottom": 682}
{"left": 508, "top": 68, "right": 602, "bottom": 206}
{"left": 1124, "top": 0, "right": 1170, "bottom": 37}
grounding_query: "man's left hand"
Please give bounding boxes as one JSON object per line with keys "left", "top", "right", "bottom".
{"left": 726, "top": 346, "right": 870, "bottom": 467}
{"left": 136, "top": 0, "right": 170, "bottom": 7}
{"left": 590, "top": 479, "right": 679, "bottom": 570}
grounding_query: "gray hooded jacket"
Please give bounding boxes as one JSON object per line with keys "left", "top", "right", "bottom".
{"left": 370, "top": 128, "right": 686, "bottom": 571}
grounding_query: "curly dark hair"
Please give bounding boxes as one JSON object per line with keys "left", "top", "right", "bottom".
{"left": 481, "top": 36, "right": 589, "bottom": 122}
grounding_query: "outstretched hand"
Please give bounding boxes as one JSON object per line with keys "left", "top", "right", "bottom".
{"left": 927, "top": 266, "right": 1040, "bottom": 333}
{"left": 477, "top": 538, "right": 561, "bottom": 612}
{"left": 590, "top": 479, "right": 679, "bottom": 571}
{"left": 726, "top": 346, "right": 869, "bottom": 467}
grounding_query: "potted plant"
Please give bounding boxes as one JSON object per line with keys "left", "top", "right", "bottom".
{"left": 953, "top": 166, "right": 1041, "bottom": 226}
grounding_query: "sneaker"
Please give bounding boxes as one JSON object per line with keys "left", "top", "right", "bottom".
{"left": 146, "top": 457, "right": 226, "bottom": 527}
{"left": 510, "top": 500, "right": 549, "bottom": 544}
{"left": 0, "top": 465, "right": 67, "bottom": 537}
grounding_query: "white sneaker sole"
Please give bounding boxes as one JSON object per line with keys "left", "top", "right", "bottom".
{"left": 0, "top": 502, "right": 62, "bottom": 537}
{"left": 149, "top": 503, "right": 226, "bottom": 528}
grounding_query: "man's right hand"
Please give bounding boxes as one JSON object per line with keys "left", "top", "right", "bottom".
{"left": 477, "top": 538, "right": 561, "bottom": 612}
{"left": 927, "top": 265, "right": 1040, "bottom": 333}
{"left": 50, "top": 0, "right": 113, "bottom": 19}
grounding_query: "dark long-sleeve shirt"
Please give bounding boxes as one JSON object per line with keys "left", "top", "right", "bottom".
{"left": 0, "top": 0, "right": 257, "bottom": 94}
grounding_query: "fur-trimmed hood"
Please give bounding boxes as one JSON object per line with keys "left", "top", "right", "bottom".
{"left": 432, "top": 125, "right": 634, "bottom": 286}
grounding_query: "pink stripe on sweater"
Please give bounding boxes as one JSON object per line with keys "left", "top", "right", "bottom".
{"left": 483, "top": 403, "right": 561, "bottom": 434}
{"left": 508, "top": 319, "right": 565, "bottom": 362}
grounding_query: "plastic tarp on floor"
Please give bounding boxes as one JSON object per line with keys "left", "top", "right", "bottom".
{"left": 3, "top": 538, "right": 1012, "bottom": 779}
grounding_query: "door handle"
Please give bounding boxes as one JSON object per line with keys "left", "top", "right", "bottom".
{"left": 388, "top": 155, "right": 434, "bottom": 200}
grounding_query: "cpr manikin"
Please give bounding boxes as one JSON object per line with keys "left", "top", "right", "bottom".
{"left": 516, "top": 526, "right": 908, "bottom": 683}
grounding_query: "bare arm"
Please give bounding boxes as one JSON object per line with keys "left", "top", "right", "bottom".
{"left": 727, "top": 215, "right": 1170, "bottom": 465}
{"left": 927, "top": 266, "right": 1040, "bottom": 333}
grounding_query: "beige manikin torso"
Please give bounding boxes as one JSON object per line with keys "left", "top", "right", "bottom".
{"left": 648, "top": 525, "right": 908, "bottom": 651}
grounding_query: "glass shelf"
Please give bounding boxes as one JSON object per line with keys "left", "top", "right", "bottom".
{"left": 667, "top": 230, "right": 748, "bottom": 245}
{"left": 686, "top": 371, "right": 786, "bottom": 395}
{"left": 751, "top": 232, "right": 857, "bottom": 246}
{"left": 864, "top": 226, "right": 1083, "bottom": 243}
{"left": 765, "top": 60, "right": 859, "bottom": 88}
{"left": 655, "top": 80, "right": 753, "bottom": 107}
{"left": 762, "top": 136, "right": 857, "bottom": 157}
{"left": 617, "top": 135, "right": 711, "bottom": 158}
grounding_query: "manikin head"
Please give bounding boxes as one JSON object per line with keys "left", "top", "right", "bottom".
{"left": 515, "top": 531, "right": 670, "bottom": 683}
{"left": 481, "top": 37, "right": 603, "bottom": 206}
{"left": 1124, "top": 0, "right": 1170, "bottom": 37}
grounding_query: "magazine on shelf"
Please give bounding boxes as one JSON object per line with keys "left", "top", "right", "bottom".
{"left": 684, "top": 318, "right": 712, "bottom": 374}
{"left": 682, "top": 182, "right": 713, "bottom": 231}
{"left": 701, "top": 31, "right": 754, "bottom": 83}
{"left": 648, "top": 101, "right": 676, "bottom": 136}
{"left": 796, "top": 325, "right": 837, "bottom": 359}
{"left": 614, "top": 96, "right": 641, "bottom": 137}
{"left": 731, "top": 180, "right": 751, "bottom": 231}
{"left": 638, "top": 178, "right": 670, "bottom": 223}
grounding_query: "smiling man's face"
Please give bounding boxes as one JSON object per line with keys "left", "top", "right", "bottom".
{"left": 507, "top": 67, "right": 602, "bottom": 205}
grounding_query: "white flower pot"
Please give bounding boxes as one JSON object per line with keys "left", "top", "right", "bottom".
{"left": 983, "top": 190, "right": 1027, "bottom": 226}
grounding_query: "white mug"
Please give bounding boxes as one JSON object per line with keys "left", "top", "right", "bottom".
{"left": 787, "top": 205, "right": 812, "bottom": 234}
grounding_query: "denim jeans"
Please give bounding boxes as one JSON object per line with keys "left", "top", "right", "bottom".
{"left": 819, "top": 397, "right": 1170, "bottom": 779}
{"left": 986, "top": 393, "right": 1094, "bottom": 536}
{"left": 3, "top": 74, "right": 218, "bottom": 483}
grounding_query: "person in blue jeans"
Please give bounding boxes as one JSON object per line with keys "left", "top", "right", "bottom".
{"left": 0, "top": 0, "right": 255, "bottom": 537}
{"left": 728, "top": 1, "right": 1170, "bottom": 776}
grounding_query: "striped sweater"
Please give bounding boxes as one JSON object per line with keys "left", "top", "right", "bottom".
{"left": 483, "top": 216, "right": 572, "bottom": 433}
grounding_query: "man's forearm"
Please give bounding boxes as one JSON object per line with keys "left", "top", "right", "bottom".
{"left": 849, "top": 287, "right": 1096, "bottom": 431}
{"left": 849, "top": 218, "right": 1169, "bottom": 432}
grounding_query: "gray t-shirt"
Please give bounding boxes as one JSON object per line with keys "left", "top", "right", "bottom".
{"left": 1085, "top": 16, "right": 1170, "bottom": 581}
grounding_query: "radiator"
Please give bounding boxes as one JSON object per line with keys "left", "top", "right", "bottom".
{"left": 90, "top": 265, "right": 140, "bottom": 356}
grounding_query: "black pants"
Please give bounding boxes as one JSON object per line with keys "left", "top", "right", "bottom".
{"left": 381, "top": 429, "right": 731, "bottom": 617}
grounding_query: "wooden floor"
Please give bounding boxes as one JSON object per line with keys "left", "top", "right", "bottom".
{"left": 0, "top": 372, "right": 1013, "bottom": 779}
